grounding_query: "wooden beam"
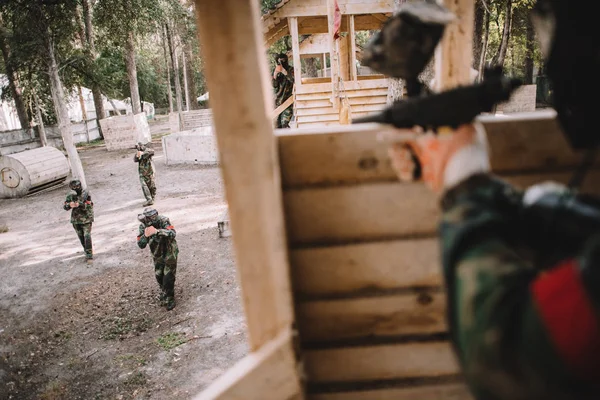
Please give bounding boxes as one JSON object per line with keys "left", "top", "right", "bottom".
{"left": 327, "top": 0, "right": 340, "bottom": 110}
{"left": 194, "top": 0, "right": 297, "bottom": 351}
{"left": 309, "top": 383, "right": 473, "bottom": 400}
{"left": 349, "top": 16, "right": 357, "bottom": 81}
{"left": 192, "top": 330, "right": 303, "bottom": 400}
{"left": 289, "top": 17, "right": 303, "bottom": 87}
{"left": 272, "top": 95, "right": 295, "bottom": 120}
{"left": 434, "top": 0, "right": 475, "bottom": 91}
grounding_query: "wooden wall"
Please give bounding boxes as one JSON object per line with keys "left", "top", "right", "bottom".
{"left": 277, "top": 110, "right": 600, "bottom": 399}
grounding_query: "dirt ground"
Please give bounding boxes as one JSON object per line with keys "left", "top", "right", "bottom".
{"left": 0, "top": 139, "right": 248, "bottom": 400}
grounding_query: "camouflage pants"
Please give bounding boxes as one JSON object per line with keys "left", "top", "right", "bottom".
{"left": 139, "top": 174, "right": 156, "bottom": 202}
{"left": 276, "top": 104, "right": 293, "bottom": 129}
{"left": 73, "top": 223, "right": 93, "bottom": 258}
{"left": 155, "top": 259, "right": 177, "bottom": 301}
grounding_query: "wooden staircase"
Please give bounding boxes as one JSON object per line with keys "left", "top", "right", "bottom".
{"left": 295, "top": 79, "right": 389, "bottom": 128}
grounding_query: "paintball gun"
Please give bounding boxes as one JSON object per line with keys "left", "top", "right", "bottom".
{"left": 353, "top": 1, "right": 522, "bottom": 132}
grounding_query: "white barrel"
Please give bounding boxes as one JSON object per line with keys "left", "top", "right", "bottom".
{"left": 0, "top": 147, "right": 70, "bottom": 198}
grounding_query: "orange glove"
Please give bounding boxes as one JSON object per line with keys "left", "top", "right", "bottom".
{"left": 388, "top": 124, "right": 488, "bottom": 193}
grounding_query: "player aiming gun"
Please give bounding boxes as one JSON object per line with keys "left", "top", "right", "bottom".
{"left": 134, "top": 141, "right": 156, "bottom": 206}
{"left": 360, "top": 1, "right": 600, "bottom": 399}
{"left": 353, "top": 1, "right": 522, "bottom": 132}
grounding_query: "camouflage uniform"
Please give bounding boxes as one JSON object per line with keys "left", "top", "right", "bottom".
{"left": 272, "top": 58, "right": 295, "bottom": 129}
{"left": 440, "top": 173, "right": 600, "bottom": 400}
{"left": 134, "top": 147, "right": 156, "bottom": 205}
{"left": 63, "top": 183, "right": 94, "bottom": 260}
{"left": 137, "top": 210, "right": 178, "bottom": 310}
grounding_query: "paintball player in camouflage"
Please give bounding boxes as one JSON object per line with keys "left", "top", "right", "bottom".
{"left": 136, "top": 207, "right": 178, "bottom": 311}
{"left": 134, "top": 142, "right": 156, "bottom": 206}
{"left": 63, "top": 179, "right": 94, "bottom": 262}
{"left": 272, "top": 53, "right": 294, "bottom": 129}
{"left": 386, "top": 1, "right": 600, "bottom": 399}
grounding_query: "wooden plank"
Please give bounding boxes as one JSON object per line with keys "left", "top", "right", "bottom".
{"left": 434, "top": 0, "right": 474, "bottom": 91}
{"left": 349, "top": 16, "right": 357, "bottom": 81}
{"left": 304, "top": 342, "right": 459, "bottom": 383}
{"left": 327, "top": 0, "right": 340, "bottom": 110}
{"left": 284, "top": 182, "right": 438, "bottom": 246}
{"left": 296, "top": 114, "right": 341, "bottom": 123}
{"left": 354, "top": 14, "right": 388, "bottom": 31}
{"left": 296, "top": 79, "right": 388, "bottom": 94}
{"left": 290, "top": 238, "right": 441, "bottom": 298}
{"left": 296, "top": 107, "right": 338, "bottom": 117}
{"left": 192, "top": 330, "right": 303, "bottom": 400}
{"left": 273, "top": 95, "right": 295, "bottom": 120}
{"left": 297, "top": 292, "right": 447, "bottom": 343}
{"left": 296, "top": 99, "right": 333, "bottom": 108}
{"left": 347, "top": 96, "right": 388, "bottom": 105}
{"left": 194, "top": 0, "right": 296, "bottom": 351}
{"left": 277, "top": 114, "right": 597, "bottom": 188}
{"left": 284, "top": 171, "right": 600, "bottom": 246}
{"left": 309, "top": 383, "right": 472, "bottom": 400}
{"left": 289, "top": 17, "right": 303, "bottom": 87}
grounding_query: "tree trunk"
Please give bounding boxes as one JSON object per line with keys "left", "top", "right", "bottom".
{"left": 125, "top": 32, "right": 142, "bottom": 114}
{"left": 48, "top": 35, "right": 87, "bottom": 188}
{"left": 82, "top": 0, "right": 94, "bottom": 50}
{"left": 478, "top": 10, "right": 491, "bottom": 80}
{"left": 524, "top": 12, "right": 535, "bottom": 84}
{"left": 162, "top": 26, "right": 173, "bottom": 113}
{"left": 184, "top": 42, "right": 199, "bottom": 110}
{"left": 492, "top": 0, "right": 512, "bottom": 67}
{"left": 166, "top": 22, "right": 183, "bottom": 113}
{"left": 0, "top": 21, "right": 30, "bottom": 129}
{"left": 81, "top": 0, "right": 106, "bottom": 132}
{"left": 33, "top": 91, "right": 47, "bottom": 147}
{"left": 473, "top": 0, "right": 485, "bottom": 69}
{"left": 182, "top": 51, "right": 190, "bottom": 111}
{"left": 387, "top": 0, "right": 407, "bottom": 103}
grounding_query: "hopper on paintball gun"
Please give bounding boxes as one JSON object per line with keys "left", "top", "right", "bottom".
{"left": 354, "top": 1, "right": 522, "bottom": 134}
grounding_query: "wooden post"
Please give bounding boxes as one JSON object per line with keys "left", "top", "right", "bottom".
{"left": 349, "top": 15, "right": 357, "bottom": 81}
{"left": 193, "top": 0, "right": 297, "bottom": 351}
{"left": 289, "top": 17, "right": 302, "bottom": 88}
{"left": 434, "top": 0, "right": 475, "bottom": 91}
{"left": 322, "top": 53, "right": 327, "bottom": 77}
{"left": 327, "top": 0, "right": 340, "bottom": 110}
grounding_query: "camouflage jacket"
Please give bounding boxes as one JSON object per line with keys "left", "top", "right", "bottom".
{"left": 440, "top": 173, "right": 600, "bottom": 400}
{"left": 137, "top": 215, "right": 178, "bottom": 263}
{"left": 271, "top": 65, "right": 294, "bottom": 107}
{"left": 134, "top": 149, "right": 155, "bottom": 177}
{"left": 63, "top": 190, "right": 94, "bottom": 224}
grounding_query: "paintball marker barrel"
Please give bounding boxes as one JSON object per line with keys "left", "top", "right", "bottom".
{"left": 353, "top": 73, "right": 523, "bottom": 131}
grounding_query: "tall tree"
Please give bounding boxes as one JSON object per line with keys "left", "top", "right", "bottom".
{"left": 492, "top": 0, "right": 513, "bottom": 67}
{"left": 4, "top": 0, "right": 88, "bottom": 186}
{"left": 94, "top": 0, "right": 162, "bottom": 115}
{"left": 473, "top": 0, "right": 485, "bottom": 70}
{"left": 81, "top": 0, "right": 106, "bottom": 127}
{"left": 165, "top": 20, "right": 183, "bottom": 112}
{"left": 162, "top": 25, "right": 173, "bottom": 113}
{"left": 0, "top": 14, "right": 30, "bottom": 130}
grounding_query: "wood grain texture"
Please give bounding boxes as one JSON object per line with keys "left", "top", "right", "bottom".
{"left": 297, "top": 292, "right": 447, "bottom": 343}
{"left": 309, "top": 383, "right": 473, "bottom": 400}
{"left": 304, "top": 342, "right": 460, "bottom": 383}
{"left": 194, "top": 0, "right": 295, "bottom": 351}
{"left": 290, "top": 238, "right": 441, "bottom": 297}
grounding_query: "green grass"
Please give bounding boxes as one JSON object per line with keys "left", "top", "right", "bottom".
{"left": 156, "top": 332, "right": 186, "bottom": 350}
{"left": 100, "top": 315, "right": 153, "bottom": 340}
